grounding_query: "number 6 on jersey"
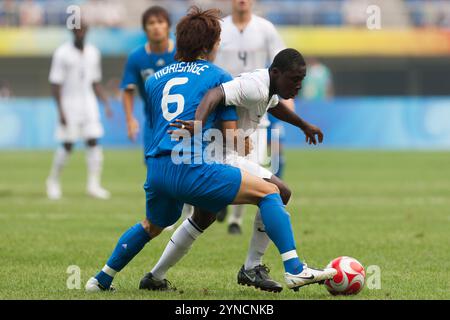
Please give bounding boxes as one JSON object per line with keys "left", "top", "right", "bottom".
{"left": 161, "top": 77, "right": 189, "bottom": 121}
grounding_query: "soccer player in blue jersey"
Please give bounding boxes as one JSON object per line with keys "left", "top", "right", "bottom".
{"left": 86, "top": 7, "right": 336, "bottom": 292}
{"left": 121, "top": 6, "right": 176, "bottom": 142}
{"left": 86, "top": 7, "right": 238, "bottom": 292}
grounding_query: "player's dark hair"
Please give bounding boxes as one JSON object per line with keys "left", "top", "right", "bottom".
{"left": 269, "top": 48, "right": 306, "bottom": 73}
{"left": 142, "top": 6, "right": 171, "bottom": 30}
{"left": 175, "top": 6, "right": 222, "bottom": 62}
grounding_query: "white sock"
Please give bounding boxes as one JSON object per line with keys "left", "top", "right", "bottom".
{"left": 244, "top": 210, "right": 270, "bottom": 270}
{"left": 86, "top": 146, "right": 103, "bottom": 188}
{"left": 182, "top": 204, "right": 194, "bottom": 218}
{"left": 151, "top": 218, "right": 202, "bottom": 281}
{"left": 48, "top": 147, "right": 69, "bottom": 181}
{"left": 228, "top": 205, "right": 244, "bottom": 225}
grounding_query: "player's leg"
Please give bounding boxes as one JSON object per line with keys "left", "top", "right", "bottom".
{"left": 85, "top": 138, "right": 110, "bottom": 199}
{"left": 233, "top": 170, "right": 303, "bottom": 273}
{"left": 82, "top": 116, "right": 110, "bottom": 199}
{"left": 165, "top": 204, "right": 194, "bottom": 231}
{"left": 216, "top": 206, "right": 228, "bottom": 223}
{"left": 238, "top": 174, "right": 291, "bottom": 292}
{"left": 236, "top": 170, "right": 336, "bottom": 289}
{"left": 227, "top": 129, "right": 268, "bottom": 234}
{"left": 86, "top": 218, "right": 159, "bottom": 291}
{"left": 244, "top": 174, "right": 291, "bottom": 271}
{"left": 140, "top": 208, "right": 216, "bottom": 290}
{"left": 228, "top": 205, "right": 244, "bottom": 234}
{"left": 47, "top": 117, "right": 77, "bottom": 200}
{"left": 86, "top": 187, "right": 184, "bottom": 292}
{"left": 224, "top": 156, "right": 287, "bottom": 291}
{"left": 46, "top": 142, "right": 73, "bottom": 200}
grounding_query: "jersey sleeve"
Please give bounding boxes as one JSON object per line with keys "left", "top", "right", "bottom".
{"left": 269, "top": 95, "right": 280, "bottom": 109}
{"left": 265, "top": 22, "right": 285, "bottom": 62}
{"left": 216, "top": 71, "right": 238, "bottom": 121}
{"left": 221, "top": 76, "right": 262, "bottom": 108}
{"left": 92, "top": 48, "right": 102, "bottom": 83}
{"left": 49, "top": 48, "right": 65, "bottom": 85}
{"left": 120, "top": 53, "right": 139, "bottom": 90}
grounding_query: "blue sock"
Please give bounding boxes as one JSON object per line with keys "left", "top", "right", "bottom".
{"left": 95, "top": 223, "right": 151, "bottom": 288}
{"left": 258, "top": 193, "right": 304, "bottom": 275}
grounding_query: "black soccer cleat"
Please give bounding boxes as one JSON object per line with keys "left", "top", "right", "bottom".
{"left": 228, "top": 223, "right": 242, "bottom": 235}
{"left": 139, "top": 272, "right": 176, "bottom": 291}
{"left": 237, "top": 265, "right": 283, "bottom": 293}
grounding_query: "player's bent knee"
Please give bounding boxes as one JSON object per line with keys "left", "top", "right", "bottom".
{"left": 279, "top": 184, "right": 292, "bottom": 205}
{"left": 63, "top": 143, "right": 73, "bottom": 153}
{"left": 262, "top": 181, "right": 280, "bottom": 197}
{"left": 265, "top": 176, "right": 291, "bottom": 205}
{"left": 191, "top": 208, "right": 216, "bottom": 230}
{"left": 86, "top": 139, "right": 98, "bottom": 147}
{"left": 141, "top": 219, "right": 163, "bottom": 239}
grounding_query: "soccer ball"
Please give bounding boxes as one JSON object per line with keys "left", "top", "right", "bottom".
{"left": 324, "top": 256, "right": 365, "bottom": 295}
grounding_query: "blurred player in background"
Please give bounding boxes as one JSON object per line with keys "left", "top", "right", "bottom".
{"left": 121, "top": 6, "right": 175, "bottom": 142}
{"left": 214, "top": 0, "right": 294, "bottom": 235}
{"left": 46, "top": 22, "right": 112, "bottom": 200}
{"left": 299, "top": 57, "right": 334, "bottom": 101}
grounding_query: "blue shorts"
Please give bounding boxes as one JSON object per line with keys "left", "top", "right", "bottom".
{"left": 144, "top": 156, "right": 242, "bottom": 228}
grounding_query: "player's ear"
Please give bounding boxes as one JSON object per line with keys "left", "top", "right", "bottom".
{"left": 270, "top": 67, "right": 282, "bottom": 78}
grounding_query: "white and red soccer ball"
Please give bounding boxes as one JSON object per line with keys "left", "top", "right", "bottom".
{"left": 324, "top": 256, "right": 365, "bottom": 295}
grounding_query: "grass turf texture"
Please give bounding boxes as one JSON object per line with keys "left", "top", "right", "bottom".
{"left": 0, "top": 149, "right": 449, "bottom": 300}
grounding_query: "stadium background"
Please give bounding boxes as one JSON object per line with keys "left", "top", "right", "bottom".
{"left": 0, "top": 0, "right": 449, "bottom": 300}
{"left": 1, "top": 0, "right": 450, "bottom": 149}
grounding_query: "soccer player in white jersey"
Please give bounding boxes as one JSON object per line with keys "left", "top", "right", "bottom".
{"left": 214, "top": 0, "right": 293, "bottom": 234}
{"left": 46, "top": 23, "right": 112, "bottom": 200}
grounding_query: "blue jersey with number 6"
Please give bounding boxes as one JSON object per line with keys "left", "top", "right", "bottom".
{"left": 143, "top": 60, "right": 237, "bottom": 158}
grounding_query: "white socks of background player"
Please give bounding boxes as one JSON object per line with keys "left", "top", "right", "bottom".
{"left": 244, "top": 210, "right": 271, "bottom": 270}
{"left": 228, "top": 204, "right": 244, "bottom": 225}
{"left": 48, "top": 147, "right": 70, "bottom": 181}
{"left": 151, "top": 218, "right": 202, "bottom": 281}
{"left": 86, "top": 145, "right": 104, "bottom": 189}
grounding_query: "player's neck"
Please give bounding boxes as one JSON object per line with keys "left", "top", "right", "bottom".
{"left": 147, "top": 38, "right": 169, "bottom": 54}
{"left": 232, "top": 11, "right": 252, "bottom": 31}
{"left": 268, "top": 70, "right": 276, "bottom": 98}
{"left": 74, "top": 41, "right": 84, "bottom": 51}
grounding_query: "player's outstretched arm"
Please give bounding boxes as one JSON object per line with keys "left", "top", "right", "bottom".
{"left": 269, "top": 100, "right": 324, "bottom": 145}
{"left": 122, "top": 89, "right": 139, "bottom": 141}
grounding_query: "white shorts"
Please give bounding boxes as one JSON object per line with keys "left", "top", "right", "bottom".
{"left": 248, "top": 127, "right": 269, "bottom": 166}
{"left": 225, "top": 152, "right": 273, "bottom": 180}
{"left": 56, "top": 118, "right": 104, "bottom": 143}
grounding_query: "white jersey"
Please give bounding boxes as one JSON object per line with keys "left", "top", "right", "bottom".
{"left": 222, "top": 69, "right": 279, "bottom": 135}
{"left": 215, "top": 15, "right": 285, "bottom": 78}
{"left": 49, "top": 42, "right": 102, "bottom": 121}
{"left": 215, "top": 15, "right": 284, "bottom": 170}
{"left": 49, "top": 42, "right": 104, "bottom": 142}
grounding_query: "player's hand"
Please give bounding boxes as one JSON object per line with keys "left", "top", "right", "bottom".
{"left": 301, "top": 123, "right": 324, "bottom": 145}
{"left": 126, "top": 117, "right": 140, "bottom": 142}
{"left": 244, "top": 136, "right": 253, "bottom": 156}
{"left": 168, "top": 119, "right": 196, "bottom": 139}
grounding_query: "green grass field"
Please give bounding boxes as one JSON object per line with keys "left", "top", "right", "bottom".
{"left": 0, "top": 149, "right": 449, "bottom": 300}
